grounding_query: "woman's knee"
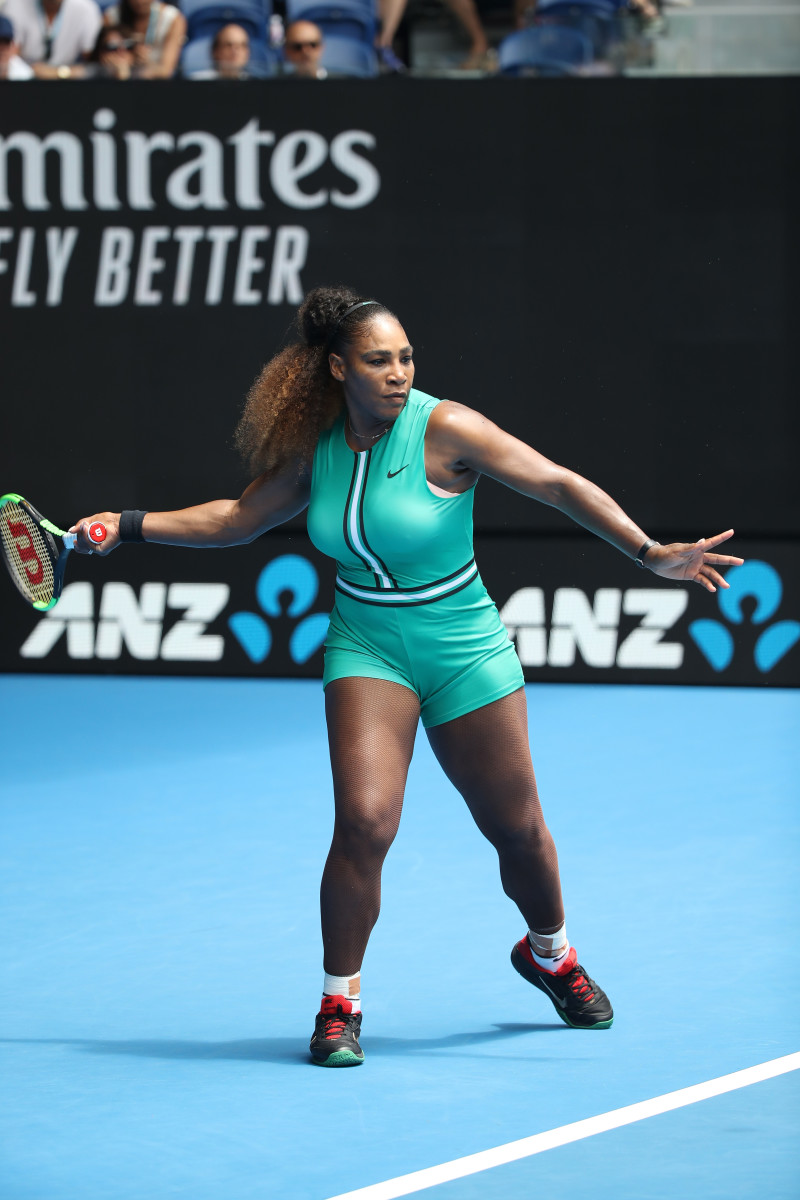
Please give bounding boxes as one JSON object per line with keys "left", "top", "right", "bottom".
{"left": 481, "top": 807, "right": 555, "bottom": 859}
{"left": 330, "top": 794, "right": 402, "bottom": 861}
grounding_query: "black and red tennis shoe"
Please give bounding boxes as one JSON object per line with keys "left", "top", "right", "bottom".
{"left": 310, "top": 995, "right": 365, "bottom": 1067}
{"left": 511, "top": 938, "right": 614, "bottom": 1029}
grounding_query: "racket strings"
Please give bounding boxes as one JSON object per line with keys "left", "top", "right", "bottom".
{"left": 0, "top": 501, "right": 56, "bottom": 606}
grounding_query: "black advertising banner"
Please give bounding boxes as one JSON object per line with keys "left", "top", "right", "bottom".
{"left": 1, "top": 77, "right": 798, "bottom": 543}
{"left": 2, "top": 78, "right": 797, "bottom": 686}
{"left": 1, "top": 533, "right": 797, "bottom": 686}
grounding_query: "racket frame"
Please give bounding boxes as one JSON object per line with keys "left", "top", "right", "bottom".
{"left": 0, "top": 492, "right": 74, "bottom": 611}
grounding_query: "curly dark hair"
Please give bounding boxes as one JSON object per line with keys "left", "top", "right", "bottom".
{"left": 234, "top": 285, "right": 398, "bottom": 476}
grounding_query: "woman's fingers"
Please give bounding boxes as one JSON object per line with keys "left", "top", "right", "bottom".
{"left": 703, "top": 552, "right": 744, "bottom": 566}
{"left": 68, "top": 514, "right": 119, "bottom": 555}
{"left": 700, "top": 566, "right": 729, "bottom": 590}
{"left": 702, "top": 529, "right": 735, "bottom": 549}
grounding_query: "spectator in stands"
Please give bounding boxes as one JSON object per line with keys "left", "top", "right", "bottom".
{"left": 86, "top": 21, "right": 138, "bottom": 76}
{"left": 187, "top": 22, "right": 252, "bottom": 78}
{"left": 2, "top": 0, "right": 101, "bottom": 75}
{"left": 283, "top": 18, "right": 327, "bottom": 78}
{"left": 376, "top": 0, "right": 496, "bottom": 71}
{"left": 103, "top": 0, "right": 186, "bottom": 78}
{"left": 0, "top": 13, "right": 33, "bottom": 76}
{"left": 210, "top": 23, "right": 250, "bottom": 76}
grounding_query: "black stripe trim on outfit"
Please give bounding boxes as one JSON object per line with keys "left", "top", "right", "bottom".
{"left": 358, "top": 449, "right": 396, "bottom": 589}
{"left": 342, "top": 455, "right": 361, "bottom": 565}
{"left": 334, "top": 570, "right": 479, "bottom": 608}
{"left": 334, "top": 558, "right": 479, "bottom": 606}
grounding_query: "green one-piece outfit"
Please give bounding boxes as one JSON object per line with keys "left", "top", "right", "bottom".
{"left": 307, "top": 388, "right": 524, "bottom": 727}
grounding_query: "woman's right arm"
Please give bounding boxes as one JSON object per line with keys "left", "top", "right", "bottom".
{"left": 70, "top": 461, "right": 311, "bottom": 555}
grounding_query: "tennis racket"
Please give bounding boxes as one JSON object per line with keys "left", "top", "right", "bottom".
{"left": 0, "top": 493, "right": 106, "bottom": 611}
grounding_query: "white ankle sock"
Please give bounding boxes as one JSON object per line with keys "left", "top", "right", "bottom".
{"left": 323, "top": 972, "right": 361, "bottom": 1012}
{"left": 528, "top": 926, "right": 570, "bottom": 972}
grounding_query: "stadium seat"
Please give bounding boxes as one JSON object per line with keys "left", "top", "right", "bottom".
{"left": 181, "top": 33, "right": 277, "bottom": 73}
{"left": 285, "top": 0, "right": 377, "bottom": 44}
{"left": 533, "top": 7, "right": 625, "bottom": 59}
{"left": 535, "top": 0, "right": 620, "bottom": 14}
{"left": 498, "top": 26, "right": 594, "bottom": 74}
{"left": 184, "top": 1, "right": 268, "bottom": 42}
{"left": 319, "top": 33, "right": 379, "bottom": 75}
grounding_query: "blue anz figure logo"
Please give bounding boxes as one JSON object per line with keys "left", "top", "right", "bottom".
{"left": 228, "top": 555, "right": 329, "bottom": 664}
{"left": 689, "top": 561, "right": 800, "bottom": 673}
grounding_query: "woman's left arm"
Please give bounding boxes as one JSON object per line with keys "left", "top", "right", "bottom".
{"left": 138, "top": 8, "right": 186, "bottom": 76}
{"left": 428, "top": 402, "right": 744, "bottom": 593}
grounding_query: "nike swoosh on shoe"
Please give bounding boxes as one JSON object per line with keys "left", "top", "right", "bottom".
{"left": 536, "top": 977, "right": 568, "bottom": 1008}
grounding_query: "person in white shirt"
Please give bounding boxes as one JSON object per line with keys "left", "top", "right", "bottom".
{"left": 2, "top": 0, "right": 101, "bottom": 74}
{"left": 0, "top": 12, "right": 34, "bottom": 75}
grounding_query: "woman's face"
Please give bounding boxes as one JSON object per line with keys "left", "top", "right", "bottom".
{"left": 330, "top": 314, "right": 415, "bottom": 425}
{"left": 99, "top": 31, "right": 134, "bottom": 62}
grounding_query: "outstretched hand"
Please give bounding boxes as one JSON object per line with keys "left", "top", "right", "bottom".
{"left": 645, "top": 529, "right": 743, "bottom": 593}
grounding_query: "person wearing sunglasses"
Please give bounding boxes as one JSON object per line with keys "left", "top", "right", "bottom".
{"left": 283, "top": 19, "right": 327, "bottom": 79}
{"left": 85, "top": 21, "right": 137, "bottom": 76}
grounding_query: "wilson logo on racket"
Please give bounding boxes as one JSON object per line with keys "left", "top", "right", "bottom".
{"left": 6, "top": 521, "right": 45, "bottom": 585}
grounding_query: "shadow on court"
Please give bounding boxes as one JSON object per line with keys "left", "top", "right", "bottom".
{"left": 0, "top": 1023, "right": 568, "bottom": 1065}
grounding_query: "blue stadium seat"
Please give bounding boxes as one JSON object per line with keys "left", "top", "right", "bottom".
{"left": 498, "top": 26, "right": 594, "bottom": 75}
{"left": 183, "top": 1, "right": 268, "bottom": 42}
{"left": 535, "top": 0, "right": 620, "bottom": 14}
{"left": 286, "top": 0, "right": 377, "bottom": 44}
{"left": 318, "top": 33, "right": 379, "bottom": 75}
{"left": 181, "top": 33, "right": 277, "bottom": 73}
{"left": 532, "top": 7, "right": 625, "bottom": 59}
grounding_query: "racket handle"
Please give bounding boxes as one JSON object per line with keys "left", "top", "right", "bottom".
{"left": 63, "top": 523, "right": 107, "bottom": 551}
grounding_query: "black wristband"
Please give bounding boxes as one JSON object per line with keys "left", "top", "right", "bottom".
{"left": 118, "top": 510, "right": 148, "bottom": 542}
{"left": 634, "top": 539, "right": 659, "bottom": 568}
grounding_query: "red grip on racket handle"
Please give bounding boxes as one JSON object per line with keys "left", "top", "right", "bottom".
{"left": 88, "top": 522, "right": 107, "bottom": 545}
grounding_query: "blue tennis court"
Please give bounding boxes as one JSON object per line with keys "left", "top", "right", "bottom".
{"left": 1, "top": 675, "right": 798, "bottom": 1200}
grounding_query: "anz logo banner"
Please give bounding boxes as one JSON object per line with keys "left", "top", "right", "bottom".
{"left": 1, "top": 535, "right": 797, "bottom": 686}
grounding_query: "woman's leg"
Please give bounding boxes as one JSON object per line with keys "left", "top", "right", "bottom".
{"left": 426, "top": 688, "right": 613, "bottom": 1028}
{"left": 441, "top": 0, "right": 490, "bottom": 58}
{"left": 321, "top": 677, "right": 421, "bottom": 976}
{"left": 425, "top": 688, "right": 564, "bottom": 935}
{"left": 376, "top": 0, "right": 407, "bottom": 48}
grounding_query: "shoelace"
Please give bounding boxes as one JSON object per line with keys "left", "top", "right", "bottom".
{"left": 566, "top": 966, "right": 595, "bottom": 1002}
{"left": 323, "top": 1015, "right": 348, "bottom": 1039}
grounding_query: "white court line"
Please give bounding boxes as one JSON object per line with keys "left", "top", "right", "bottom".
{"left": 326, "top": 1052, "right": 800, "bottom": 1200}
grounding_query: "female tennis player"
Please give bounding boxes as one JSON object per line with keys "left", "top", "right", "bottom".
{"left": 71, "top": 286, "right": 743, "bottom": 1067}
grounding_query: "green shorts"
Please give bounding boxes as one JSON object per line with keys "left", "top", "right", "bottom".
{"left": 322, "top": 575, "right": 524, "bottom": 728}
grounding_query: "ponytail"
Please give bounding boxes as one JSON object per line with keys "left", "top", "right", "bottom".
{"left": 234, "top": 284, "right": 395, "bottom": 476}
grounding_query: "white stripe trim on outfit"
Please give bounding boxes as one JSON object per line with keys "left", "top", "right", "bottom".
{"left": 335, "top": 560, "right": 479, "bottom": 606}
{"left": 348, "top": 452, "right": 393, "bottom": 589}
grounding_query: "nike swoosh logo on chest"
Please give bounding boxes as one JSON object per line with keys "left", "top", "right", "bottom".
{"left": 387, "top": 465, "right": 409, "bottom": 478}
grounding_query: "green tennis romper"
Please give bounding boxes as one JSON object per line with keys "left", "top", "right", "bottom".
{"left": 307, "top": 388, "right": 524, "bottom": 728}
